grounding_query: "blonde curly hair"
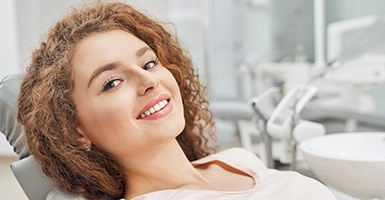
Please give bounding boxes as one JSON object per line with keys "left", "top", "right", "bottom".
{"left": 17, "top": 2, "right": 216, "bottom": 199}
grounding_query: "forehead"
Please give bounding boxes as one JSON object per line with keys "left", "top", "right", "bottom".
{"left": 70, "top": 30, "right": 147, "bottom": 75}
{"left": 74, "top": 30, "right": 146, "bottom": 56}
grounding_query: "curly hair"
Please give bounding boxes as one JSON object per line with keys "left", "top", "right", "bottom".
{"left": 17, "top": 2, "right": 216, "bottom": 199}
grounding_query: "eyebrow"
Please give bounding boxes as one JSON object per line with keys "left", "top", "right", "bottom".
{"left": 136, "top": 46, "right": 151, "bottom": 57}
{"left": 87, "top": 62, "right": 119, "bottom": 89}
{"left": 86, "top": 46, "right": 153, "bottom": 89}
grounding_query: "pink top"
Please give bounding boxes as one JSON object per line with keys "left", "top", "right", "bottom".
{"left": 130, "top": 148, "right": 337, "bottom": 200}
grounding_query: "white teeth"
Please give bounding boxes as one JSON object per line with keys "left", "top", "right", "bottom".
{"left": 138, "top": 100, "right": 169, "bottom": 119}
{"left": 159, "top": 100, "right": 167, "bottom": 107}
{"left": 154, "top": 104, "right": 161, "bottom": 111}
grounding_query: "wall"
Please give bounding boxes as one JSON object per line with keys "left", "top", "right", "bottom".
{"left": 15, "top": 0, "right": 169, "bottom": 69}
{"left": 0, "top": 0, "right": 20, "bottom": 80}
{"left": 0, "top": 0, "right": 20, "bottom": 156}
{"left": 0, "top": 2, "right": 24, "bottom": 199}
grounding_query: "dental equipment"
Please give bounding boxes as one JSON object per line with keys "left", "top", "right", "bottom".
{"left": 301, "top": 132, "right": 385, "bottom": 199}
{"left": 328, "top": 13, "right": 385, "bottom": 66}
{"left": 327, "top": 15, "right": 377, "bottom": 62}
{"left": 267, "top": 85, "right": 317, "bottom": 139}
{"left": 309, "top": 12, "right": 385, "bottom": 85}
{"left": 250, "top": 87, "right": 280, "bottom": 168}
{"left": 314, "top": 0, "right": 326, "bottom": 68}
{"left": 239, "top": 54, "right": 259, "bottom": 98}
{"left": 266, "top": 85, "right": 325, "bottom": 170}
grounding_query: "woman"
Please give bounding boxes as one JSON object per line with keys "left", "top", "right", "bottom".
{"left": 17, "top": 2, "right": 336, "bottom": 200}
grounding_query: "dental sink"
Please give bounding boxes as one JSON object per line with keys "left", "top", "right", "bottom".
{"left": 300, "top": 132, "right": 385, "bottom": 199}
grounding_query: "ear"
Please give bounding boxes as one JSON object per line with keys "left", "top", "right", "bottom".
{"left": 76, "top": 126, "right": 92, "bottom": 148}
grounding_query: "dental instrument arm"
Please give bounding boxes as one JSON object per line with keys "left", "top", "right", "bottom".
{"left": 266, "top": 85, "right": 318, "bottom": 140}
{"left": 250, "top": 87, "right": 280, "bottom": 123}
{"left": 250, "top": 87, "right": 280, "bottom": 168}
{"left": 266, "top": 85, "right": 325, "bottom": 169}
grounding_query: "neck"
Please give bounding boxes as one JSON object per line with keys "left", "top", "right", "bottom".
{"left": 120, "top": 139, "right": 207, "bottom": 199}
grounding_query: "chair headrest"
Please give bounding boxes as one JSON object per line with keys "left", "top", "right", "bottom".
{"left": 0, "top": 74, "right": 30, "bottom": 158}
{"left": 10, "top": 155, "right": 58, "bottom": 200}
{"left": 2, "top": 74, "right": 91, "bottom": 200}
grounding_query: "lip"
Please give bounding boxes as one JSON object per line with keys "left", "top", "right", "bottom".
{"left": 136, "top": 93, "right": 172, "bottom": 120}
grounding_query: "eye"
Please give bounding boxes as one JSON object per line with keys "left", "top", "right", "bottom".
{"left": 143, "top": 58, "right": 159, "bottom": 70}
{"left": 102, "top": 78, "right": 122, "bottom": 92}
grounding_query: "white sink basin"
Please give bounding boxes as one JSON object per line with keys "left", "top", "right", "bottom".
{"left": 300, "top": 132, "right": 385, "bottom": 199}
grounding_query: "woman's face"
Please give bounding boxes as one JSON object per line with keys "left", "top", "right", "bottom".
{"left": 71, "top": 30, "right": 185, "bottom": 158}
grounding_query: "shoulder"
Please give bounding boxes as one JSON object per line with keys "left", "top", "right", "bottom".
{"left": 260, "top": 170, "right": 337, "bottom": 199}
{"left": 220, "top": 147, "right": 268, "bottom": 170}
{"left": 192, "top": 147, "right": 267, "bottom": 172}
{"left": 215, "top": 147, "right": 259, "bottom": 160}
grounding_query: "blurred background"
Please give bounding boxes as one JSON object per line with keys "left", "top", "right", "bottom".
{"left": 2, "top": 0, "right": 385, "bottom": 199}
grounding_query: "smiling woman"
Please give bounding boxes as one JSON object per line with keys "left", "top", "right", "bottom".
{"left": 72, "top": 30, "right": 186, "bottom": 158}
{"left": 17, "top": 2, "right": 336, "bottom": 200}
{"left": 17, "top": 2, "right": 215, "bottom": 199}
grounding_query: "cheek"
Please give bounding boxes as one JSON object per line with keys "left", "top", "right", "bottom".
{"left": 76, "top": 96, "right": 134, "bottom": 141}
{"left": 162, "top": 69, "right": 182, "bottom": 96}
{"left": 78, "top": 104, "right": 139, "bottom": 152}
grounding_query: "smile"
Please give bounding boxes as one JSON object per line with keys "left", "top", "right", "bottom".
{"left": 137, "top": 99, "right": 169, "bottom": 119}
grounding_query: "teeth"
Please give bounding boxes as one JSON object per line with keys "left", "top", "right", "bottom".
{"left": 154, "top": 104, "right": 161, "bottom": 111}
{"left": 138, "top": 100, "right": 168, "bottom": 119}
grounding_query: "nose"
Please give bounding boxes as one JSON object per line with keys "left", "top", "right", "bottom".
{"left": 136, "top": 69, "right": 160, "bottom": 95}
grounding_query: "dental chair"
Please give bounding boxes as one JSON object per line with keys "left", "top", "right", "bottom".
{"left": 0, "top": 74, "right": 85, "bottom": 200}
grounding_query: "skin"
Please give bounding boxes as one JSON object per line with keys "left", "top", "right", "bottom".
{"left": 72, "top": 30, "right": 185, "bottom": 158}
{"left": 71, "top": 30, "right": 254, "bottom": 199}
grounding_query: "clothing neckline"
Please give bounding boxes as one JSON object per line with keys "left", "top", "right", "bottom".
{"left": 130, "top": 148, "right": 261, "bottom": 199}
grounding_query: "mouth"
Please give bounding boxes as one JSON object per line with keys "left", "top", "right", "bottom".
{"left": 136, "top": 99, "right": 170, "bottom": 119}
